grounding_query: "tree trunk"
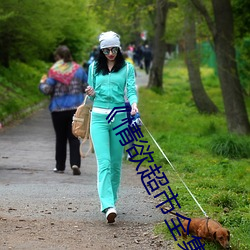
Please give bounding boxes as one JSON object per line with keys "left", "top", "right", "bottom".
{"left": 147, "top": 0, "right": 169, "bottom": 89}
{"left": 184, "top": 4, "right": 218, "bottom": 114}
{"left": 212, "top": 0, "right": 250, "bottom": 134}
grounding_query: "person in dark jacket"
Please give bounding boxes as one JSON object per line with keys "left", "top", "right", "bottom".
{"left": 143, "top": 44, "right": 153, "bottom": 74}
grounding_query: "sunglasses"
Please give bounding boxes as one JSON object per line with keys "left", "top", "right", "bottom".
{"left": 102, "top": 47, "right": 119, "bottom": 55}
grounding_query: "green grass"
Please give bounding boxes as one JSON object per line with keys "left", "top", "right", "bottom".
{"left": 0, "top": 60, "right": 50, "bottom": 123}
{"left": 136, "top": 58, "right": 250, "bottom": 250}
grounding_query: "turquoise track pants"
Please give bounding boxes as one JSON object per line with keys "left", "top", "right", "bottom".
{"left": 90, "top": 111, "right": 127, "bottom": 212}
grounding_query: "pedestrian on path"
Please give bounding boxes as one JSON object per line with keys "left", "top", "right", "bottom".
{"left": 39, "top": 45, "right": 88, "bottom": 175}
{"left": 85, "top": 31, "right": 138, "bottom": 223}
{"left": 143, "top": 44, "right": 153, "bottom": 75}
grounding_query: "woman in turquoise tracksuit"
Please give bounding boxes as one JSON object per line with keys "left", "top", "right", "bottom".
{"left": 86, "top": 31, "right": 138, "bottom": 223}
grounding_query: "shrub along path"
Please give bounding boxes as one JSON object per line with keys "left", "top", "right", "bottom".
{"left": 0, "top": 69, "right": 174, "bottom": 249}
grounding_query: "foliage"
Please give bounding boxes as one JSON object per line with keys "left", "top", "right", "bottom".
{"left": 92, "top": 0, "right": 155, "bottom": 46}
{"left": 232, "top": 0, "right": 250, "bottom": 95}
{"left": 0, "top": 0, "right": 100, "bottom": 66}
{"left": 232, "top": 0, "right": 250, "bottom": 39}
{"left": 136, "top": 58, "right": 250, "bottom": 249}
{"left": 236, "top": 37, "right": 250, "bottom": 95}
{"left": 164, "top": 1, "right": 184, "bottom": 44}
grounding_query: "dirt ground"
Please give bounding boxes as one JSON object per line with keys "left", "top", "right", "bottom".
{"left": 0, "top": 215, "right": 173, "bottom": 250}
{"left": 0, "top": 72, "right": 174, "bottom": 250}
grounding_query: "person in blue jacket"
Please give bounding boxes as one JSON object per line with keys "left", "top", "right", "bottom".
{"left": 39, "top": 45, "right": 88, "bottom": 176}
{"left": 85, "top": 31, "right": 138, "bottom": 223}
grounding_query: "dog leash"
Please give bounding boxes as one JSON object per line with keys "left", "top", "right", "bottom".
{"left": 139, "top": 118, "right": 209, "bottom": 218}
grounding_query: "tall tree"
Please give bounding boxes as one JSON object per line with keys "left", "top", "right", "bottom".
{"left": 148, "top": 0, "right": 177, "bottom": 89}
{"left": 190, "top": 0, "right": 250, "bottom": 134}
{"left": 184, "top": 1, "right": 218, "bottom": 114}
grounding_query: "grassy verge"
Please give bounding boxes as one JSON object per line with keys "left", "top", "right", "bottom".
{"left": 0, "top": 60, "right": 50, "bottom": 125}
{"left": 136, "top": 58, "right": 250, "bottom": 250}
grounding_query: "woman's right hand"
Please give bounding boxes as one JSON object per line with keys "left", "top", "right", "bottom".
{"left": 85, "top": 86, "right": 95, "bottom": 97}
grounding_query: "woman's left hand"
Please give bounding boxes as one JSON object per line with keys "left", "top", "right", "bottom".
{"left": 131, "top": 103, "right": 138, "bottom": 116}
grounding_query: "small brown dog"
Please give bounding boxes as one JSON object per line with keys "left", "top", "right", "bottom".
{"left": 182, "top": 218, "right": 231, "bottom": 249}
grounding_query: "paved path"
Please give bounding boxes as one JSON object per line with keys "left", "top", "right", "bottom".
{"left": 135, "top": 68, "right": 149, "bottom": 88}
{"left": 0, "top": 71, "right": 174, "bottom": 249}
{"left": 0, "top": 104, "right": 162, "bottom": 224}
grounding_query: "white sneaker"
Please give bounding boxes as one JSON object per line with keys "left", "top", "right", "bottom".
{"left": 105, "top": 207, "right": 117, "bottom": 223}
{"left": 53, "top": 168, "right": 64, "bottom": 173}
